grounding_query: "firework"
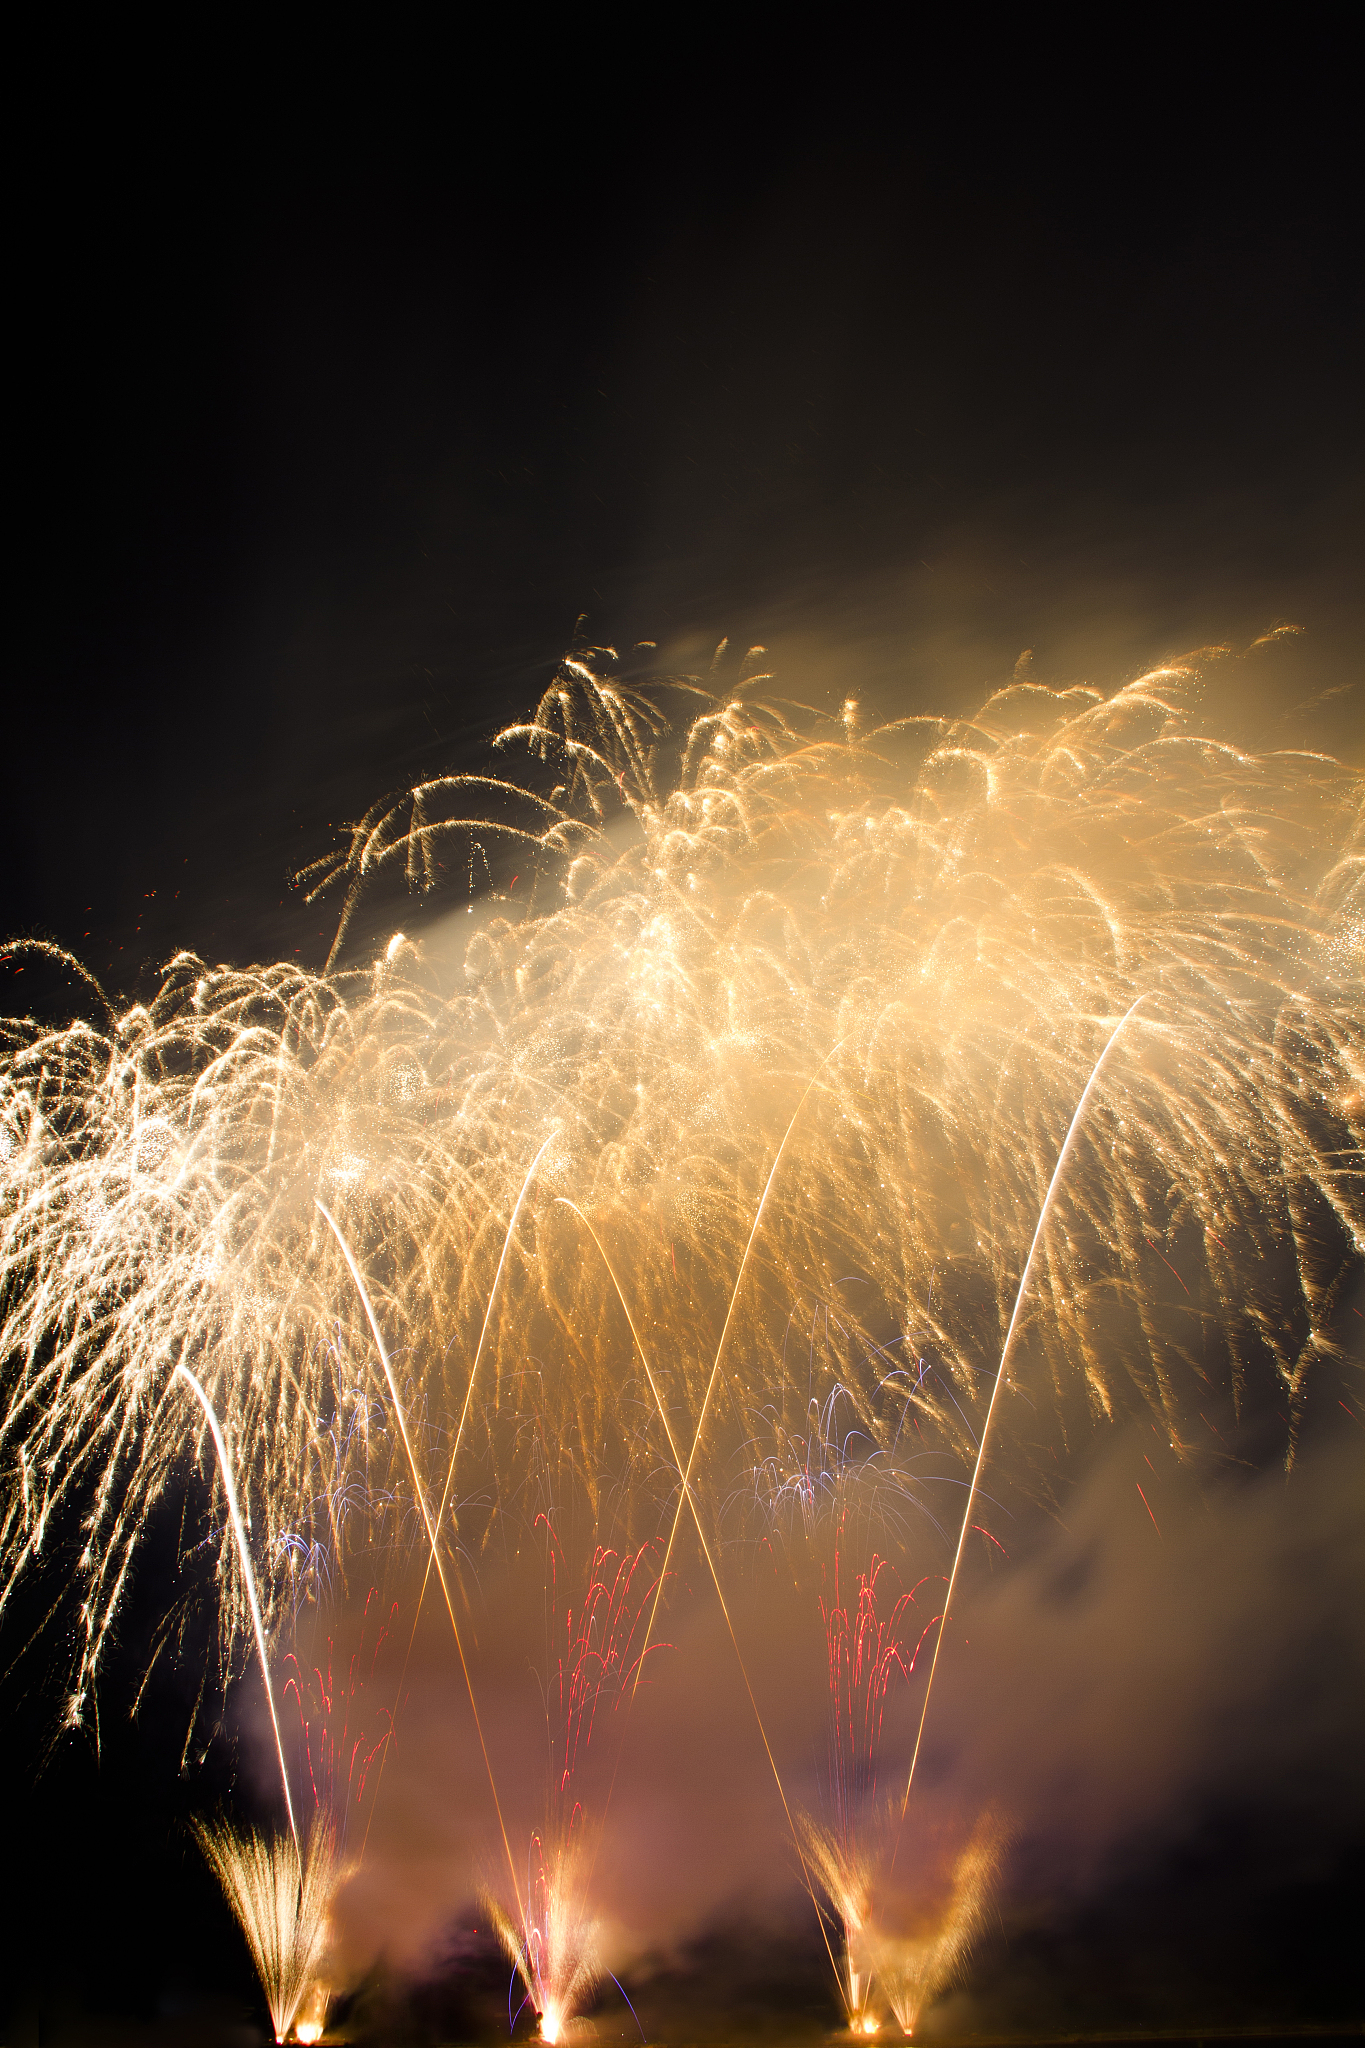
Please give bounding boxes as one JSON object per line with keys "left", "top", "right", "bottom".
{"left": 0, "top": 636, "right": 1360, "bottom": 2024}
{"left": 490, "top": 1527, "right": 660, "bottom": 2041}
{"left": 175, "top": 1358, "right": 300, "bottom": 1843}
{"left": 192, "top": 1810, "right": 341, "bottom": 2043}
{"left": 868, "top": 1810, "right": 1006, "bottom": 2035}
{"left": 799, "top": 1549, "right": 929, "bottom": 2024}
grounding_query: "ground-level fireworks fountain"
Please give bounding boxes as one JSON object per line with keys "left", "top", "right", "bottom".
{"left": 1, "top": 633, "right": 1360, "bottom": 2039}
{"left": 193, "top": 1812, "right": 340, "bottom": 2042}
{"left": 486, "top": 1530, "right": 660, "bottom": 2041}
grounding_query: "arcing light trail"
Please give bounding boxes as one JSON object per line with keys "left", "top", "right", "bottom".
{"left": 317, "top": 1198, "right": 523, "bottom": 1911}
{"left": 174, "top": 1360, "right": 299, "bottom": 1854}
{"left": 352, "top": 1130, "right": 558, "bottom": 1871}
{"left": 1, "top": 637, "right": 1360, "bottom": 2033}
{"left": 436, "top": 1130, "right": 560, "bottom": 1533}
{"left": 894, "top": 995, "right": 1151, "bottom": 1850}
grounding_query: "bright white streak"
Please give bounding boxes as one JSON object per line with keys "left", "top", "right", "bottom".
{"left": 895, "top": 994, "right": 1150, "bottom": 1840}
{"left": 174, "top": 1360, "right": 299, "bottom": 1852}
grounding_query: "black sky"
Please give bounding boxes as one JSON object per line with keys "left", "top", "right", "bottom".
{"left": 4, "top": 23, "right": 1362, "bottom": 2046}
{"left": 11, "top": 29, "right": 1361, "bottom": 976}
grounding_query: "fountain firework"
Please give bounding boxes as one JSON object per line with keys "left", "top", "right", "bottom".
{"left": 488, "top": 1526, "right": 661, "bottom": 2041}
{"left": 0, "top": 636, "right": 1359, "bottom": 2026}
{"left": 870, "top": 1810, "right": 1007, "bottom": 2035}
{"left": 193, "top": 1810, "right": 341, "bottom": 2043}
{"left": 175, "top": 1363, "right": 368, "bottom": 2038}
{"left": 798, "top": 1549, "right": 926, "bottom": 2025}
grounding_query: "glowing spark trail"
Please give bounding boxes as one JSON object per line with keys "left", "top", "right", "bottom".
{"left": 801, "top": 1550, "right": 921, "bottom": 2023}
{"left": 175, "top": 1360, "right": 299, "bottom": 1852}
{"left": 316, "top": 1199, "right": 522, "bottom": 1906}
{"left": 895, "top": 995, "right": 1150, "bottom": 1843}
{"left": 488, "top": 1532, "right": 659, "bottom": 2040}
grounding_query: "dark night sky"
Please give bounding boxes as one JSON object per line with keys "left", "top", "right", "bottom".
{"left": 10, "top": 28, "right": 1361, "bottom": 976}
{"left": 4, "top": 23, "right": 1362, "bottom": 2047}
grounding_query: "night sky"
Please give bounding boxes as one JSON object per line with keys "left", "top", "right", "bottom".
{"left": 5, "top": 25, "right": 1362, "bottom": 2048}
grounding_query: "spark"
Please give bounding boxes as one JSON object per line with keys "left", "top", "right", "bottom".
{"left": 895, "top": 996, "right": 1150, "bottom": 1847}
{"left": 175, "top": 1360, "right": 299, "bottom": 1852}
{"left": 0, "top": 638, "right": 1359, "bottom": 2019}
{"left": 317, "top": 1199, "right": 522, "bottom": 1907}
{"left": 193, "top": 1811, "right": 338, "bottom": 2043}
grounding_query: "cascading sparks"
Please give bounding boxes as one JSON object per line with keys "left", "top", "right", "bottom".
{"left": 0, "top": 634, "right": 1360, "bottom": 2033}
